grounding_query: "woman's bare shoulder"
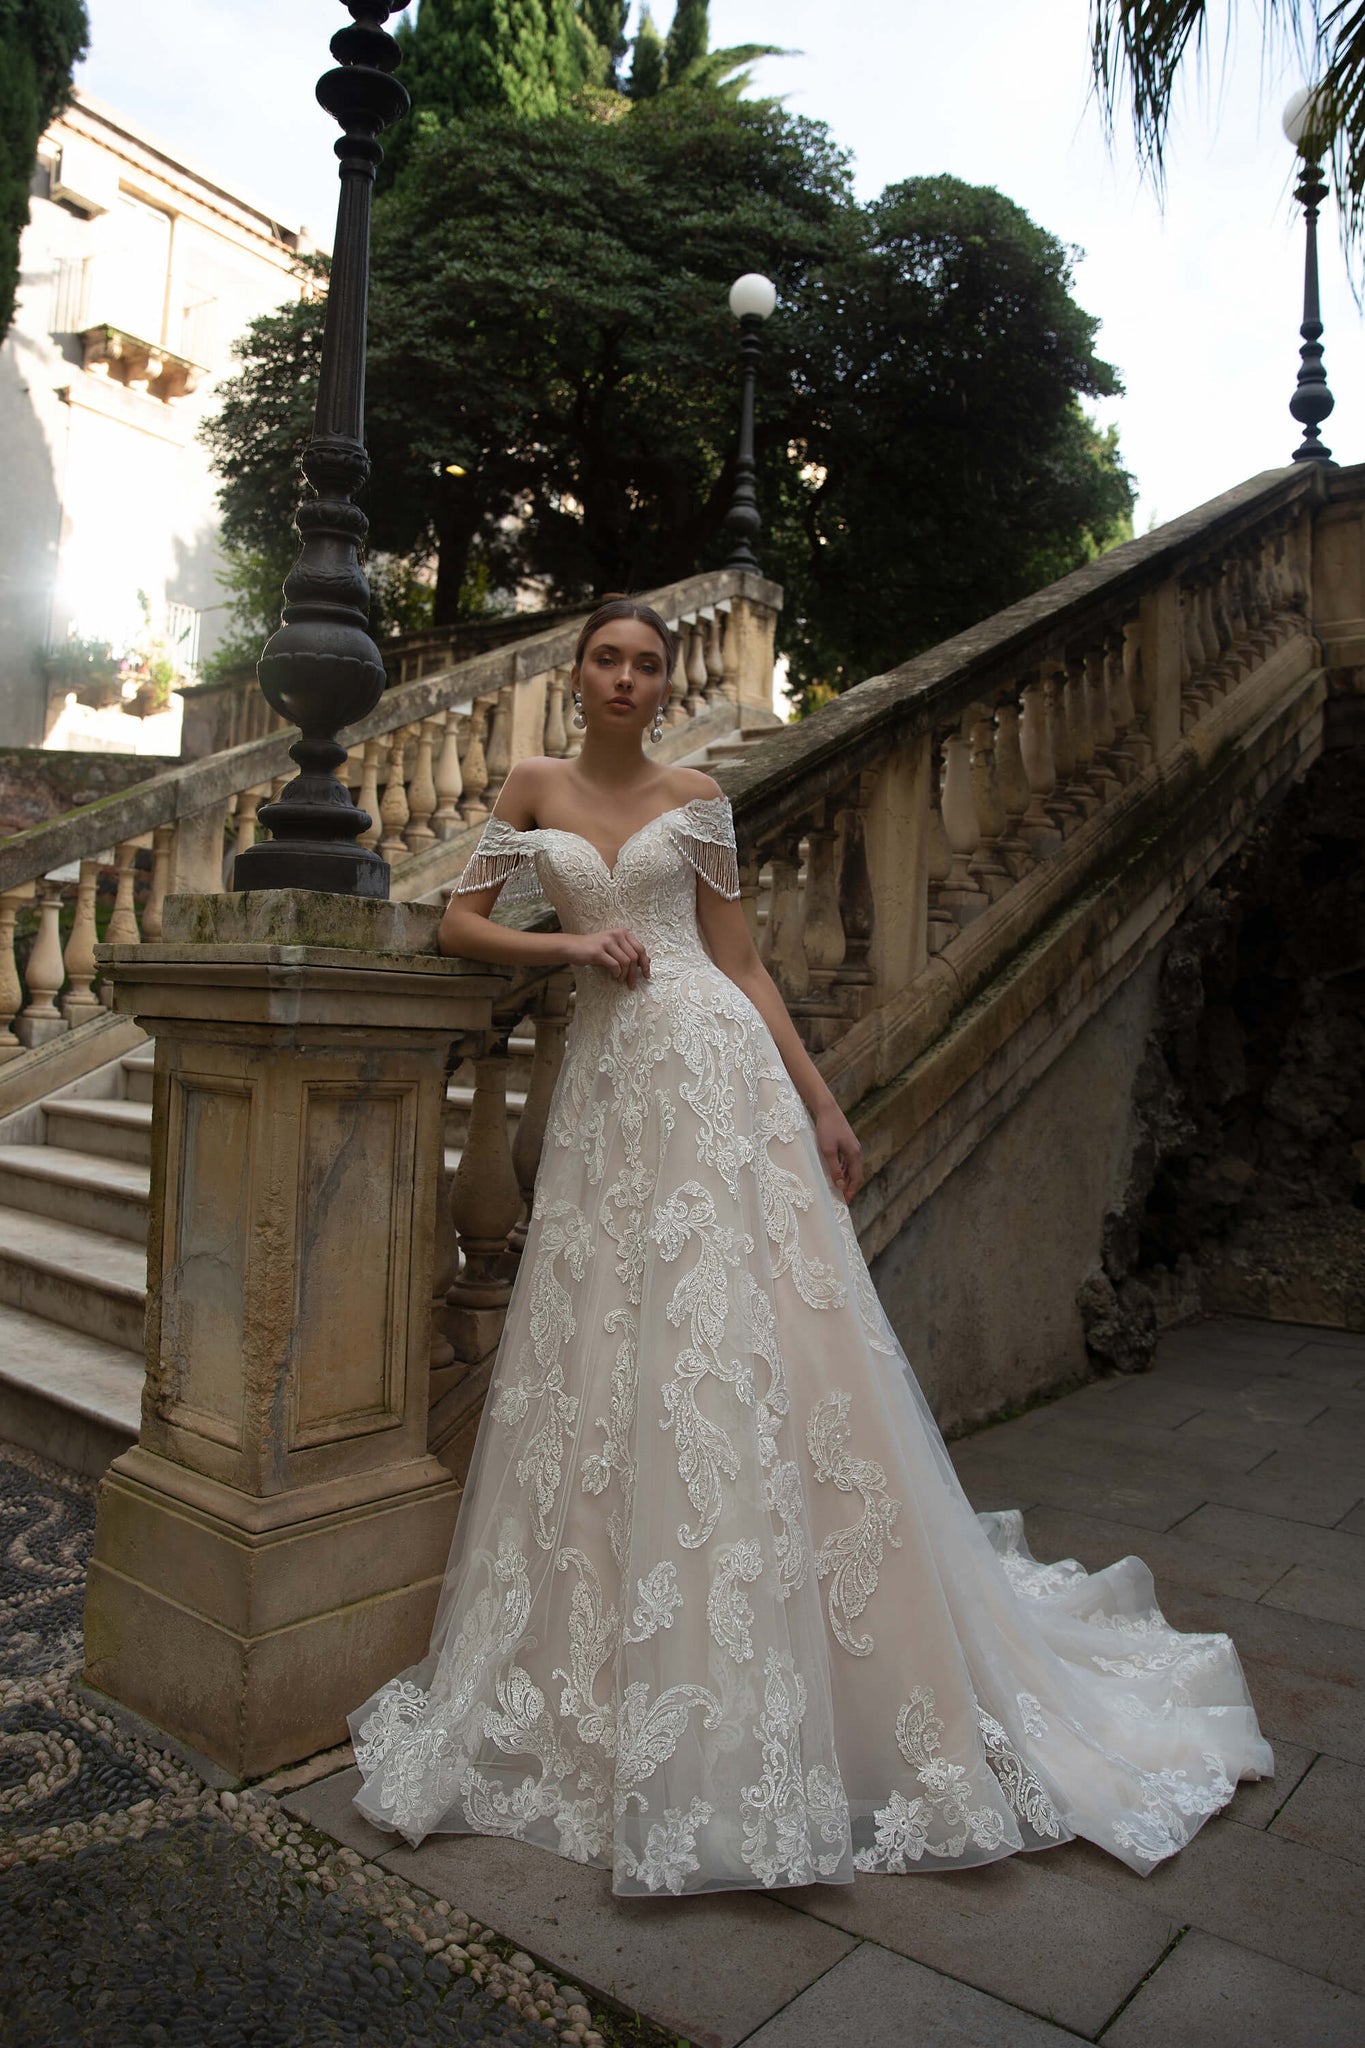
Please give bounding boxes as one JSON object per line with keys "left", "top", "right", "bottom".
{"left": 667, "top": 768, "right": 725, "bottom": 805}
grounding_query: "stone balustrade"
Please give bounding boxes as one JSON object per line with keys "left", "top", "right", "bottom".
{"left": 0, "top": 570, "right": 779, "bottom": 1053}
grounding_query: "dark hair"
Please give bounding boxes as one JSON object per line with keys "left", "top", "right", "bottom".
{"left": 573, "top": 596, "right": 678, "bottom": 677}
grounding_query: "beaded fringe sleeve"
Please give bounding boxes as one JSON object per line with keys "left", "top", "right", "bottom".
{"left": 451, "top": 814, "right": 549, "bottom": 906}
{"left": 667, "top": 793, "right": 742, "bottom": 899}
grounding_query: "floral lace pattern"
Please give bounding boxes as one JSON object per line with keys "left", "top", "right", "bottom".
{"left": 349, "top": 791, "right": 1272, "bottom": 1891}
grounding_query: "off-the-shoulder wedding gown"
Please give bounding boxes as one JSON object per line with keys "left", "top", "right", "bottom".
{"left": 348, "top": 791, "right": 1273, "bottom": 1895}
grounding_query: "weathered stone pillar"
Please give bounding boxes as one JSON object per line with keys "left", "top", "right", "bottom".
{"left": 727, "top": 584, "right": 782, "bottom": 714}
{"left": 83, "top": 890, "right": 505, "bottom": 1779}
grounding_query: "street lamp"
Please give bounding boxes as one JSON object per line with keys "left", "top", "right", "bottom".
{"left": 1283, "top": 87, "right": 1336, "bottom": 466}
{"left": 722, "top": 272, "right": 777, "bottom": 574}
{"left": 233, "top": 2, "right": 409, "bottom": 899}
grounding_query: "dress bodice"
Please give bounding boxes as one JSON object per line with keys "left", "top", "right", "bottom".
{"left": 452, "top": 793, "right": 742, "bottom": 973}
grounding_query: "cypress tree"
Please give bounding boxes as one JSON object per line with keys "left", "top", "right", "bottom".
{"left": 0, "top": 0, "right": 88, "bottom": 339}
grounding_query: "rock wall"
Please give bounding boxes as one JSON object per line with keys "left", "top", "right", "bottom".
{"left": 0, "top": 751, "right": 176, "bottom": 843}
{"left": 1086, "top": 741, "right": 1365, "bottom": 1354}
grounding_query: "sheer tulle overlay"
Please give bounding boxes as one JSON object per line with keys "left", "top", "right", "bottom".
{"left": 349, "top": 793, "right": 1273, "bottom": 1894}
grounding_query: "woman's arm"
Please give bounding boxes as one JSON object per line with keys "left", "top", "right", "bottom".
{"left": 696, "top": 879, "right": 864, "bottom": 1201}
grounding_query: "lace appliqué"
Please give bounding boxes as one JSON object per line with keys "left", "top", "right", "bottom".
{"left": 666, "top": 795, "right": 742, "bottom": 899}
{"left": 807, "top": 1392, "right": 903, "bottom": 1655}
{"left": 977, "top": 1709, "right": 1062, "bottom": 1840}
{"left": 741, "top": 1649, "right": 850, "bottom": 1886}
{"left": 854, "top": 1687, "right": 1013, "bottom": 1870}
{"left": 707, "top": 1540, "right": 764, "bottom": 1662}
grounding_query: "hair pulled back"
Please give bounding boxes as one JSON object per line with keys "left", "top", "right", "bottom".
{"left": 573, "top": 595, "right": 678, "bottom": 679}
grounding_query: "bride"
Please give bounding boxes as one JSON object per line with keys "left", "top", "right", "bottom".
{"left": 348, "top": 596, "right": 1273, "bottom": 1895}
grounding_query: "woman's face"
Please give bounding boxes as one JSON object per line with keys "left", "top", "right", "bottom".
{"left": 575, "top": 616, "right": 670, "bottom": 729}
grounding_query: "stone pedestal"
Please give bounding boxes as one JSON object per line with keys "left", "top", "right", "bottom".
{"left": 84, "top": 890, "right": 507, "bottom": 1779}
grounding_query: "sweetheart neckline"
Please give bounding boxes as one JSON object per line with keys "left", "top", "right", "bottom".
{"left": 513, "top": 799, "right": 702, "bottom": 881}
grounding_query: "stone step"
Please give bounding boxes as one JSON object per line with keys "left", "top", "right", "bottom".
{"left": 42, "top": 1096, "right": 153, "bottom": 1165}
{"left": 0, "top": 1298, "right": 140, "bottom": 1478}
{"left": 121, "top": 1046, "right": 155, "bottom": 1103}
{"left": 0, "top": 1144, "right": 150, "bottom": 1244}
{"left": 0, "top": 1203, "right": 146, "bottom": 1351}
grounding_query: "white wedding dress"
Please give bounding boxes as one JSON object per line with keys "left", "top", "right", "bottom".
{"left": 348, "top": 791, "right": 1273, "bottom": 1895}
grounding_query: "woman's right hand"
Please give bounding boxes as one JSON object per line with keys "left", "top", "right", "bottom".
{"left": 564, "top": 927, "right": 652, "bottom": 988}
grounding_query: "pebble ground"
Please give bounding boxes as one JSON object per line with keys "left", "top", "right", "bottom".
{"left": 0, "top": 1440, "right": 676, "bottom": 2048}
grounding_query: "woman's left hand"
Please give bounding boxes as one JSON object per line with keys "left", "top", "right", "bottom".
{"left": 813, "top": 1097, "right": 863, "bottom": 1203}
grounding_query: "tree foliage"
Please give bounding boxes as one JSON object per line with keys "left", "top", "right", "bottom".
{"left": 205, "top": 100, "right": 1130, "bottom": 706}
{"left": 0, "top": 0, "right": 88, "bottom": 338}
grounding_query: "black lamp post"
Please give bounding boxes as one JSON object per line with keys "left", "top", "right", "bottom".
{"left": 722, "top": 272, "right": 777, "bottom": 573}
{"left": 1283, "top": 87, "right": 1336, "bottom": 467}
{"left": 233, "top": 2, "right": 408, "bottom": 899}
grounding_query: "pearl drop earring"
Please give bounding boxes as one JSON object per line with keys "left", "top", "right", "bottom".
{"left": 572, "top": 693, "right": 586, "bottom": 729}
{"left": 650, "top": 703, "right": 665, "bottom": 743}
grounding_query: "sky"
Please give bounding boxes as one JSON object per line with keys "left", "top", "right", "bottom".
{"left": 75, "top": 0, "right": 1364, "bottom": 533}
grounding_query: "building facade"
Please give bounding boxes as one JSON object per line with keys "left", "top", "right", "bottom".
{"left": 0, "top": 90, "right": 307, "bottom": 750}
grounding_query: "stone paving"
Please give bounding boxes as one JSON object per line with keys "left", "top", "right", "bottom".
{"left": 4, "top": 1314, "right": 1363, "bottom": 2045}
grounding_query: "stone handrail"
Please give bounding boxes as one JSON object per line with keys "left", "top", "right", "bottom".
{"left": 0, "top": 566, "right": 781, "bottom": 1051}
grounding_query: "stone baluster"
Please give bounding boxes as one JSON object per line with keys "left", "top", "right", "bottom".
{"left": 544, "top": 671, "right": 570, "bottom": 758}
{"left": 106, "top": 841, "right": 141, "bottom": 949}
{"left": 484, "top": 685, "right": 514, "bottom": 803}
{"left": 447, "top": 1048, "right": 524, "bottom": 1311}
{"left": 405, "top": 719, "right": 440, "bottom": 854}
{"left": 833, "top": 776, "right": 876, "bottom": 1003}
{"left": 925, "top": 745, "right": 958, "bottom": 954}
{"left": 1084, "top": 648, "right": 1121, "bottom": 801}
{"left": 938, "top": 729, "right": 990, "bottom": 926}
{"left": 462, "top": 697, "right": 494, "bottom": 817}
{"left": 61, "top": 860, "right": 103, "bottom": 1025}
{"left": 1179, "top": 583, "right": 1215, "bottom": 726}
{"left": 684, "top": 620, "right": 709, "bottom": 716}
{"left": 992, "top": 694, "right": 1036, "bottom": 878}
{"left": 510, "top": 976, "right": 572, "bottom": 1254}
{"left": 1220, "top": 563, "right": 1251, "bottom": 677}
{"left": 760, "top": 828, "right": 810, "bottom": 1005}
{"left": 141, "top": 824, "right": 175, "bottom": 942}
{"left": 720, "top": 604, "right": 741, "bottom": 705}
{"left": 429, "top": 1144, "right": 457, "bottom": 1382}
{"left": 378, "top": 727, "right": 412, "bottom": 863}
{"left": 232, "top": 788, "right": 266, "bottom": 871}
{"left": 355, "top": 740, "right": 384, "bottom": 851}
{"left": 17, "top": 881, "right": 67, "bottom": 1044}
{"left": 965, "top": 708, "right": 1011, "bottom": 902}
{"left": 669, "top": 629, "right": 691, "bottom": 723}
{"left": 1017, "top": 676, "right": 1064, "bottom": 858}
{"left": 1121, "top": 618, "right": 1154, "bottom": 773}
{"left": 731, "top": 848, "right": 761, "bottom": 953}
{"left": 0, "top": 891, "right": 26, "bottom": 1062}
{"left": 793, "top": 800, "right": 847, "bottom": 1044}
{"left": 1039, "top": 665, "right": 1081, "bottom": 837}
{"left": 704, "top": 613, "right": 725, "bottom": 705}
{"left": 1103, "top": 631, "right": 1138, "bottom": 783}
{"left": 432, "top": 711, "right": 465, "bottom": 836}
{"left": 1064, "top": 655, "right": 1101, "bottom": 812}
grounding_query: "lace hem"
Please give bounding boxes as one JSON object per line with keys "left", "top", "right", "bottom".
{"left": 452, "top": 815, "right": 547, "bottom": 905}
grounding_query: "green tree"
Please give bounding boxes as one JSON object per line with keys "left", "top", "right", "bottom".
{"left": 772, "top": 176, "right": 1132, "bottom": 699}
{"left": 381, "top": 0, "right": 589, "bottom": 186}
{"left": 205, "top": 114, "right": 1130, "bottom": 698}
{"left": 664, "top": 0, "right": 707, "bottom": 78}
{"left": 580, "top": 0, "right": 630, "bottom": 87}
{"left": 1091, "top": 2, "right": 1365, "bottom": 254}
{"left": 0, "top": 0, "right": 88, "bottom": 338}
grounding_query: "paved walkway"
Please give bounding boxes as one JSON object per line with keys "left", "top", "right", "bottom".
{"left": 3, "top": 1315, "right": 1361, "bottom": 2045}
{"left": 290, "top": 1316, "right": 1365, "bottom": 2048}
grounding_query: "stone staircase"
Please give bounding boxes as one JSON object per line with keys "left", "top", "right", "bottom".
{"left": 0, "top": 1040, "right": 151, "bottom": 1476}
{"left": 0, "top": 715, "right": 787, "bottom": 1480}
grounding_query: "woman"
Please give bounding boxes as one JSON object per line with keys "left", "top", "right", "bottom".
{"left": 349, "top": 596, "right": 1273, "bottom": 1895}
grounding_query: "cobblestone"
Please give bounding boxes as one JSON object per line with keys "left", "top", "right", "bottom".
{"left": 0, "top": 1441, "right": 672, "bottom": 2048}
